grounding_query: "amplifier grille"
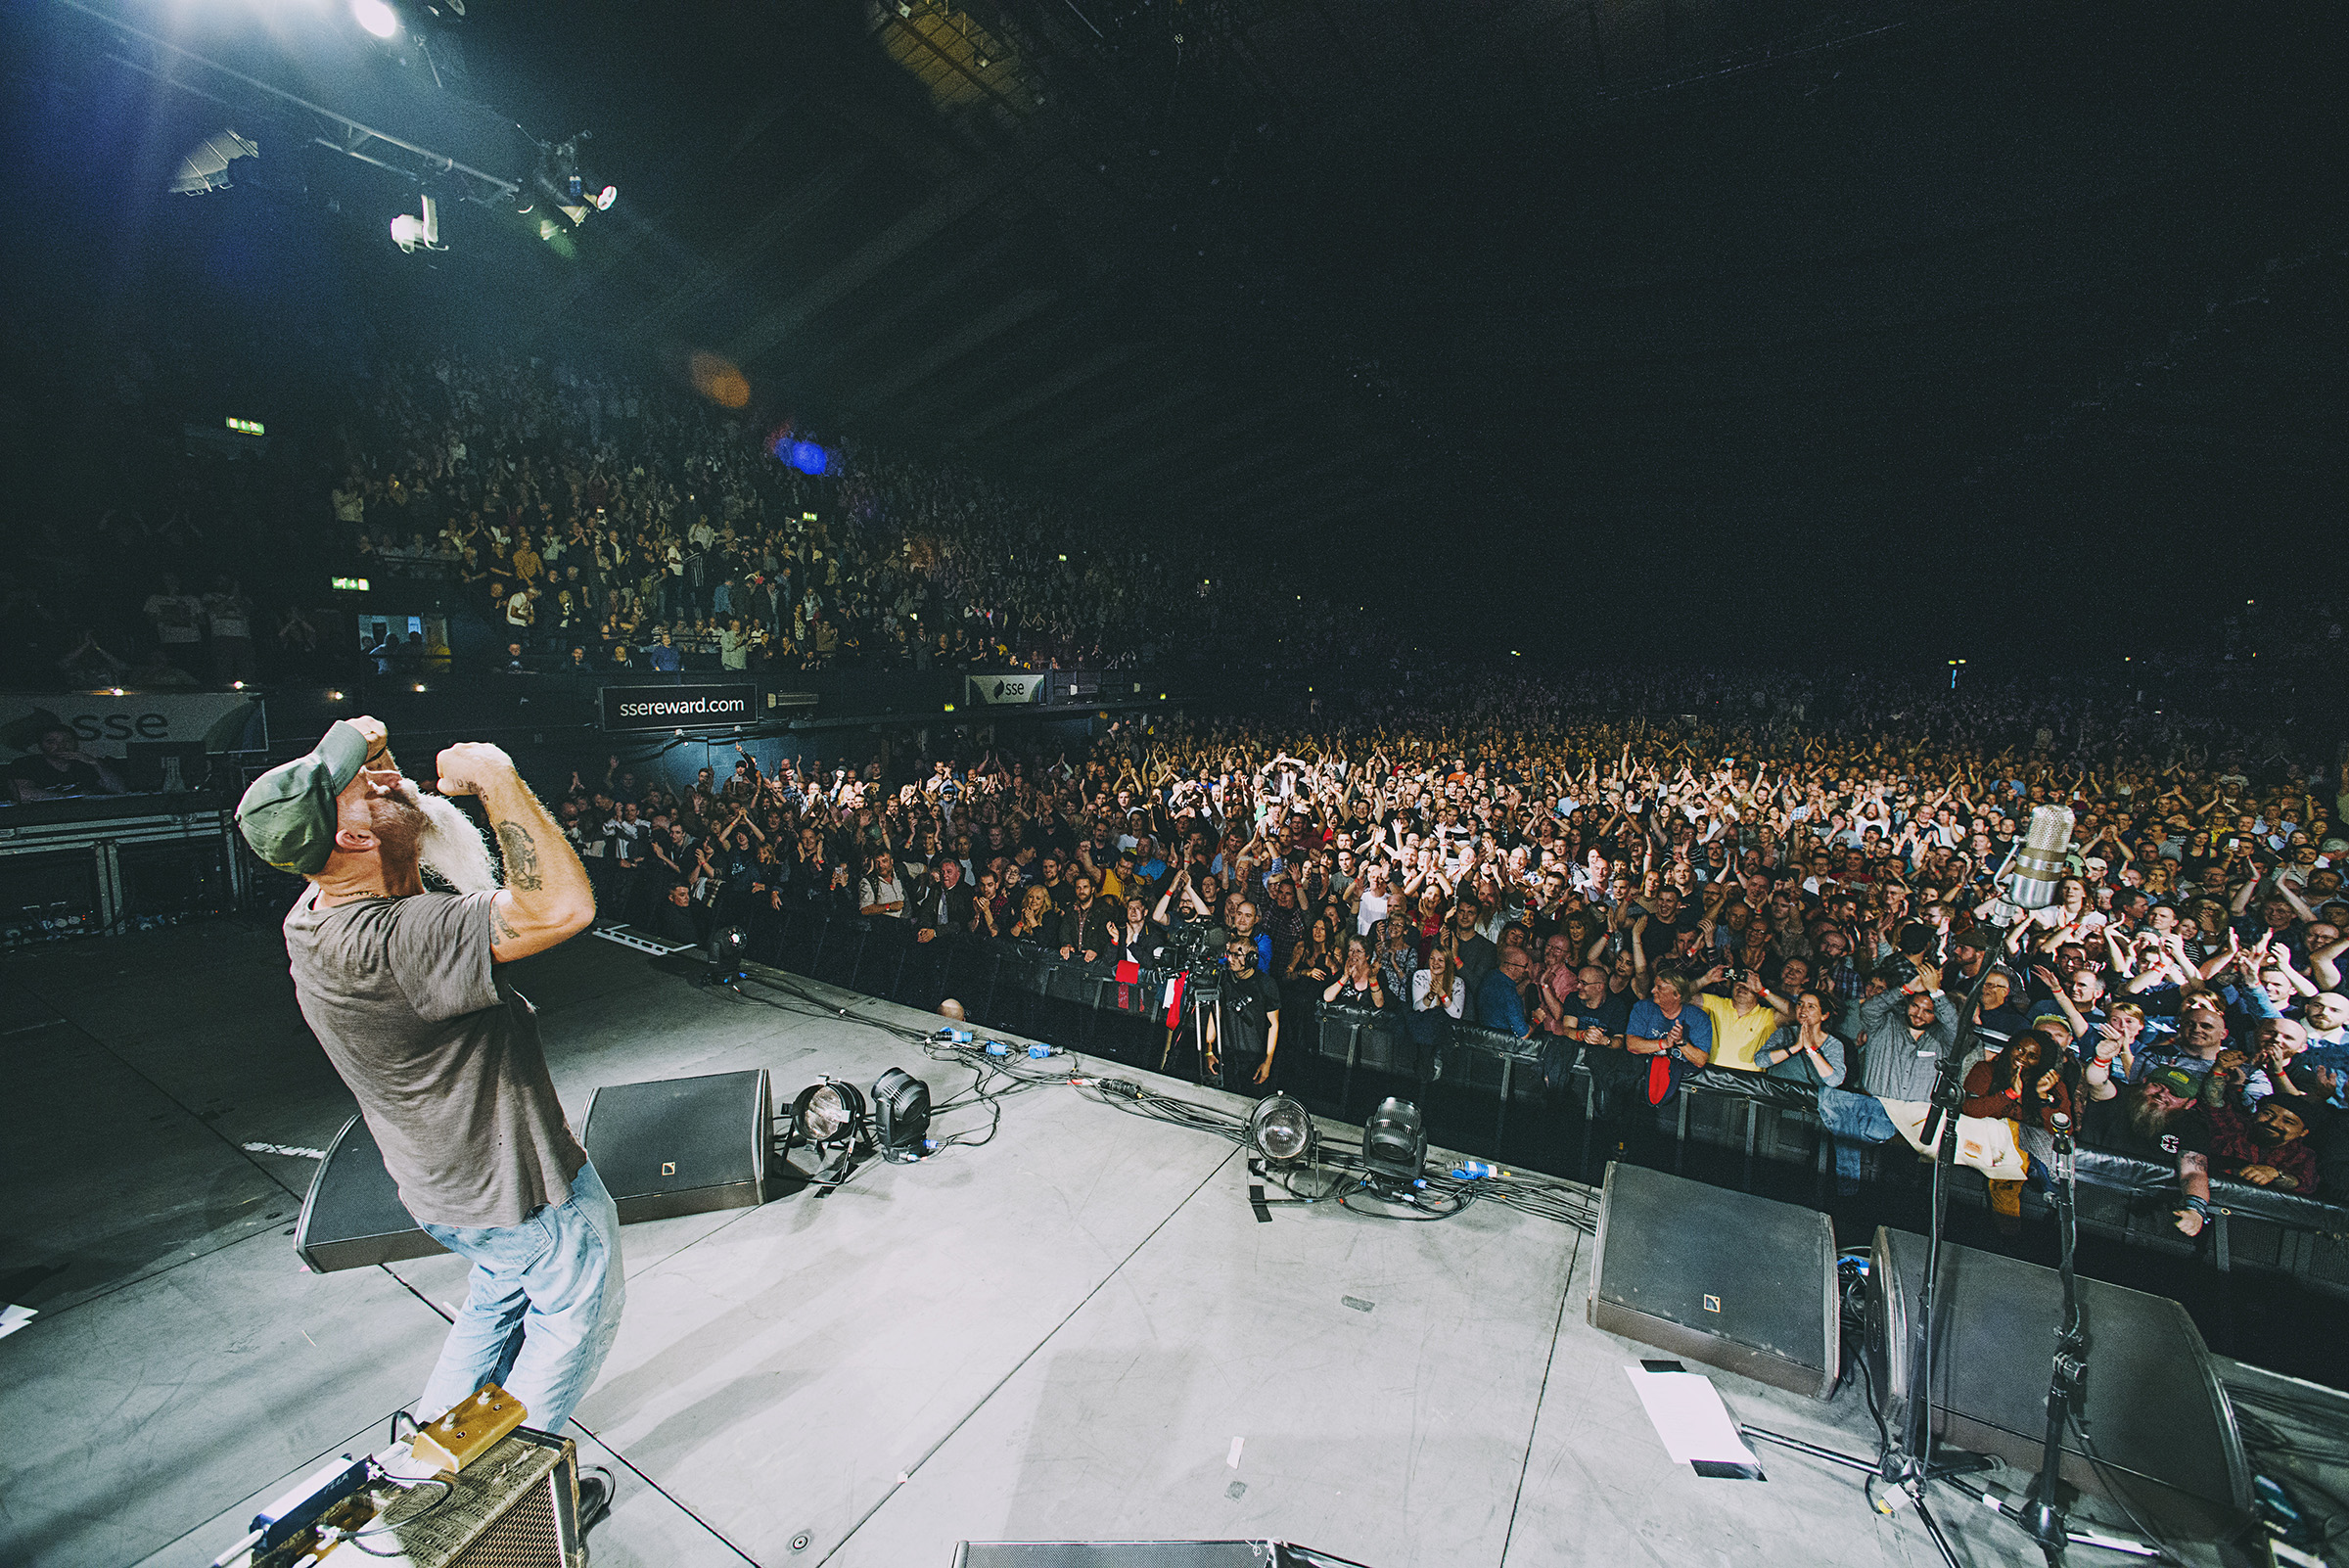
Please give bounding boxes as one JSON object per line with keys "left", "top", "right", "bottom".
{"left": 454, "top": 1474, "right": 565, "bottom": 1568}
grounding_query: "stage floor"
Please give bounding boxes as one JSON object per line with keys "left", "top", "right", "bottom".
{"left": 0, "top": 922, "right": 2324, "bottom": 1568}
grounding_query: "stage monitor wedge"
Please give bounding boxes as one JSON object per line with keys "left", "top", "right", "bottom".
{"left": 580, "top": 1069, "right": 771, "bottom": 1222}
{"left": 1588, "top": 1161, "right": 1839, "bottom": 1399}
{"left": 1867, "top": 1226, "right": 2253, "bottom": 1544}
{"left": 296, "top": 1113, "right": 446, "bottom": 1273}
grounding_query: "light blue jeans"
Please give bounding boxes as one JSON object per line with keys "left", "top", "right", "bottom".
{"left": 417, "top": 1158, "right": 624, "bottom": 1436}
{"left": 1816, "top": 1086, "right": 1900, "bottom": 1188}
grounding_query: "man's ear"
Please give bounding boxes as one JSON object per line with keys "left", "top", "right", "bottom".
{"left": 334, "top": 824, "right": 379, "bottom": 853}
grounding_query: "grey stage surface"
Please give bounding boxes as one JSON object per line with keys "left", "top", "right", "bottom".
{"left": 0, "top": 922, "right": 2304, "bottom": 1568}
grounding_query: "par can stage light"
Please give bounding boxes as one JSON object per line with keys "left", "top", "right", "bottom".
{"left": 1247, "top": 1094, "right": 1317, "bottom": 1166}
{"left": 791, "top": 1078, "right": 867, "bottom": 1147}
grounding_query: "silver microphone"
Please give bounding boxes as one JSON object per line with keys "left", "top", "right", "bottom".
{"left": 2007, "top": 806, "right": 2075, "bottom": 911}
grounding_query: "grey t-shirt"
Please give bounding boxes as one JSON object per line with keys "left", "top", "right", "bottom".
{"left": 284, "top": 889, "right": 585, "bottom": 1229}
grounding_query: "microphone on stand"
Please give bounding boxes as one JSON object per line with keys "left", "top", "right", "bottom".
{"left": 2006, "top": 806, "right": 2076, "bottom": 913}
{"left": 1927, "top": 807, "right": 2081, "bottom": 1149}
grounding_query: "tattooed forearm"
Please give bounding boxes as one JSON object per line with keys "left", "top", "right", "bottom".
{"left": 496, "top": 822, "right": 545, "bottom": 891}
{"left": 492, "top": 901, "right": 522, "bottom": 944}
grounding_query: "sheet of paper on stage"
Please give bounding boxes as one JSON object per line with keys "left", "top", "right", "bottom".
{"left": 1624, "top": 1365, "right": 1759, "bottom": 1466}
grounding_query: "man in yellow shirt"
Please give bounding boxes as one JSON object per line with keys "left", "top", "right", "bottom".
{"left": 1695, "top": 962, "right": 1791, "bottom": 1072}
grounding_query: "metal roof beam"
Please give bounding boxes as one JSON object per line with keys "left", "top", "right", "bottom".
{"left": 729, "top": 165, "right": 1014, "bottom": 365}
{"left": 1023, "top": 378, "right": 1220, "bottom": 468}
{"left": 836, "top": 287, "right": 1061, "bottom": 417}
{"left": 944, "top": 342, "right": 1142, "bottom": 444}
{"left": 638, "top": 154, "right": 875, "bottom": 335}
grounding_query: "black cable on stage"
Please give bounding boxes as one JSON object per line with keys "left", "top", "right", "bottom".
{"left": 708, "top": 965, "right": 1600, "bottom": 1229}
{"left": 336, "top": 1479, "right": 457, "bottom": 1556}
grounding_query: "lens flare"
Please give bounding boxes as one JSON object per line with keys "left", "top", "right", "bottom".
{"left": 689, "top": 351, "right": 750, "bottom": 409}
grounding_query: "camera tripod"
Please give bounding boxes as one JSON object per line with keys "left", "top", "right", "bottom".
{"left": 1158, "top": 966, "right": 1226, "bottom": 1091}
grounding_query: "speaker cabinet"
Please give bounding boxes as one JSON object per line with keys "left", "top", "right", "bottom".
{"left": 1866, "top": 1227, "right": 2252, "bottom": 1542}
{"left": 295, "top": 1114, "right": 443, "bottom": 1273}
{"left": 580, "top": 1069, "right": 772, "bottom": 1222}
{"left": 1588, "top": 1162, "right": 1839, "bottom": 1399}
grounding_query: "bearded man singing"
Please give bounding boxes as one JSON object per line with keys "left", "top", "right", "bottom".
{"left": 237, "top": 716, "right": 621, "bottom": 1480}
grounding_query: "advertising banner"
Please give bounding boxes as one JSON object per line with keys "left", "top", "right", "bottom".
{"left": 966, "top": 672, "right": 1043, "bottom": 707}
{"left": 0, "top": 692, "right": 267, "bottom": 759}
{"left": 601, "top": 684, "right": 758, "bottom": 732}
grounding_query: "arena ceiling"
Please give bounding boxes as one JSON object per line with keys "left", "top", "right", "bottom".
{"left": 19, "top": 0, "right": 2347, "bottom": 652}
{"left": 501, "top": 0, "right": 2344, "bottom": 629}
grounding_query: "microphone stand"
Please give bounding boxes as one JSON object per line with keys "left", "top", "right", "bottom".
{"left": 2020, "top": 1107, "right": 2087, "bottom": 1565}
{"left": 1741, "top": 948, "right": 2002, "bottom": 1568}
{"left": 1746, "top": 931, "right": 2166, "bottom": 1567}
{"left": 1939, "top": 1078, "right": 2163, "bottom": 1563}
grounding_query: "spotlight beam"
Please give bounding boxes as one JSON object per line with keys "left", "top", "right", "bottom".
{"left": 56, "top": 0, "right": 522, "bottom": 207}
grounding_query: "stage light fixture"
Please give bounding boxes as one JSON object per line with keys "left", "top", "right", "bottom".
{"left": 533, "top": 135, "right": 611, "bottom": 228}
{"left": 351, "top": 0, "right": 400, "bottom": 39}
{"left": 1248, "top": 1095, "right": 1316, "bottom": 1167}
{"left": 1361, "top": 1097, "right": 1426, "bottom": 1181}
{"left": 391, "top": 194, "right": 439, "bottom": 254}
{"left": 871, "top": 1069, "right": 932, "bottom": 1160}
{"left": 792, "top": 1078, "right": 867, "bottom": 1146}
{"left": 709, "top": 924, "right": 749, "bottom": 981}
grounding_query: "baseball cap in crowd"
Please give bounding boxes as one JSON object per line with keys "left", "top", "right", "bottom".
{"left": 235, "top": 720, "right": 374, "bottom": 875}
{"left": 2146, "top": 1066, "right": 2199, "bottom": 1099}
{"left": 1951, "top": 928, "right": 1989, "bottom": 951}
{"left": 2084, "top": 856, "right": 2108, "bottom": 873}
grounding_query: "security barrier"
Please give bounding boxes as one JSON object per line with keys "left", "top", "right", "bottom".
{"left": 738, "top": 912, "right": 2349, "bottom": 1300}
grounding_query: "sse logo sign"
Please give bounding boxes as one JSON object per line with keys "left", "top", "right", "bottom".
{"left": 2, "top": 693, "right": 262, "bottom": 759}
{"left": 69, "top": 713, "right": 173, "bottom": 742}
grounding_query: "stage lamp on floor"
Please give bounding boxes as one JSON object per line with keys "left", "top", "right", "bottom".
{"left": 709, "top": 924, "right": 749, "bottom": 983}
{"left": 791, "top": 1078, "right": 867, "bottom": 1148}
{"left": 1361, "top": 1097, "right": 1426, "bottom": 1182}
{"left": 1248, "top": 1094, "right": 1316, "bottom": 1167}
{"left": 871, "top": 1068, "right": 932, "bottom": 1161}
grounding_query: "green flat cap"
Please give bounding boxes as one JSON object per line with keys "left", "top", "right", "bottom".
{"left": 236, "top": 720, "right": 373, "bottom": 875}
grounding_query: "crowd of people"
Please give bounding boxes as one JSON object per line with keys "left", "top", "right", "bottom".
{"left": 528, "top": 688, "right": 2348, "bottom": 1230}
{"left": 4, "top": 329, "right": 1345, "bottom": 687}
{"left": 7, "top": 314, "right": 2334, "bottom": 696}
{"left": 327, "top": 348, "right": 1342, "bottom": 677}
{"left": 12, "top": 329, "right": 2348, "bottom": 1233}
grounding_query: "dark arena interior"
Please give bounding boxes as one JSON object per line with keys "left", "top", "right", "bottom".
{"left": 5, "top": 1, "right": 2349, "bottom": 1566}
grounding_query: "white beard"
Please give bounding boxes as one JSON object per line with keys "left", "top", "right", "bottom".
{"left": 414, "top": 788, "right": 501, "bottom": 895}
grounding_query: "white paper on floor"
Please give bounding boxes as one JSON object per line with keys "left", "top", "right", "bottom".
{"left": 1624, "top": 1365, "right": 1760, "bottom": 1468}
{"left": 0, "top": 1303, "right": 35, "bottom": 1340}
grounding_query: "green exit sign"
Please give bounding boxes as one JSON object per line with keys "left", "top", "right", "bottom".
{"left": 331, "top": 576, "right": 370, "bottom": 592}
{"left": 225, "top": 416, "right": 265, "bottom": 436}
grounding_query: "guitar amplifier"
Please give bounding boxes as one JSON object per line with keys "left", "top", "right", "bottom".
{"left": 230, "top": 1428, "right": 583, "bottom": 1568}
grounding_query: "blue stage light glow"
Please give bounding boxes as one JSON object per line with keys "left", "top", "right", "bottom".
{"left": 778, "top": 438, "right": 830, "bottom": 476}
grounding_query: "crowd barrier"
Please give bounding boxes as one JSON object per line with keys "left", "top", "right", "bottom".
{"left": 736, "top": 910, "right": 2349, "bottom": 1301}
